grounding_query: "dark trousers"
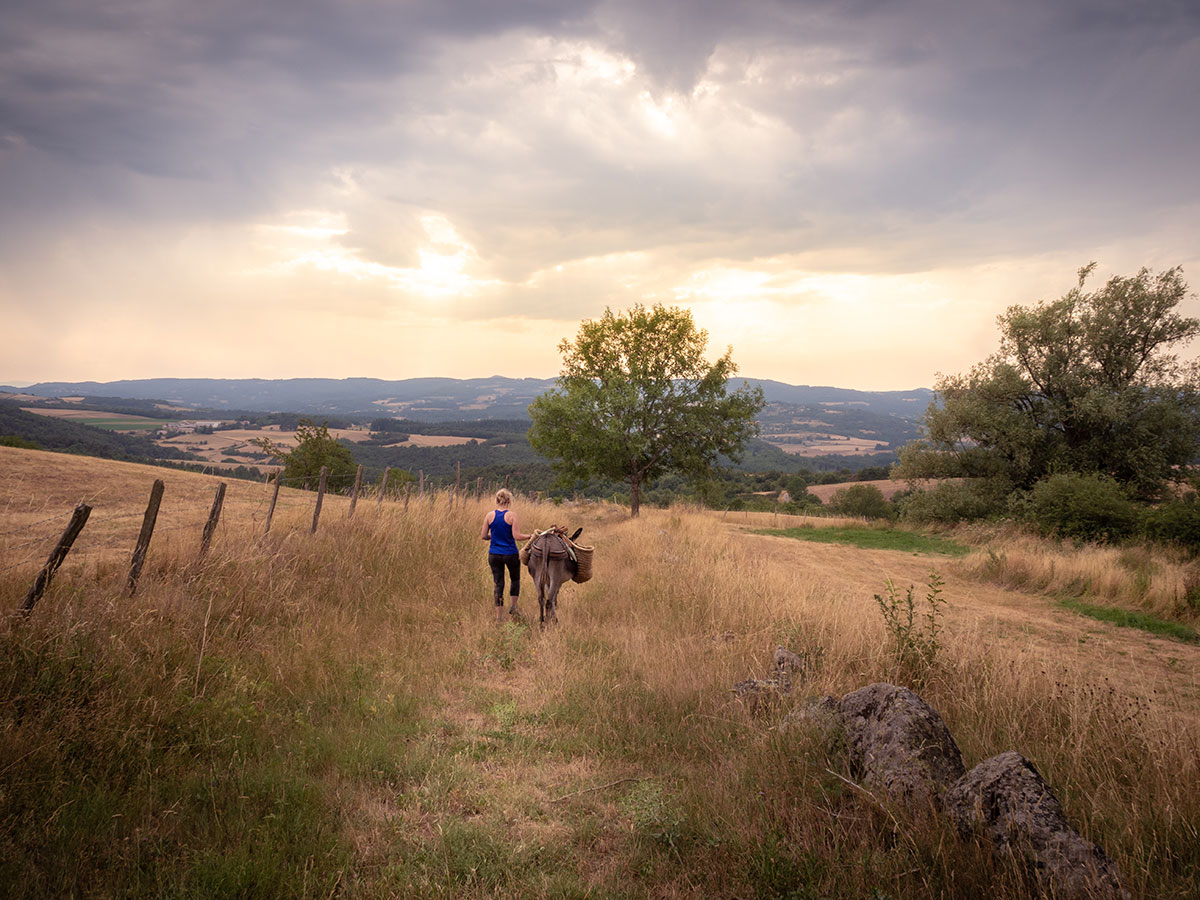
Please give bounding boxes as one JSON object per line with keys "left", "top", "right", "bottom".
{"left": 488, "top": 553, "right": 520, "bottom": 605}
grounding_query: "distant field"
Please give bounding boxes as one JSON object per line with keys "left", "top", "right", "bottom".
{"left": 85, "top": 420, "right": 169, "bottom": 431}
{"left": 764, "top": 434, "right": 886, "bottom": 456}
{"left": 397, "top": 433, "right": 476, "bottom": 447}
{"left": 807, "top": 478, "right": 919, "bottom": 502}
{"left": 154, "top": 426, "right": 474, "bottom": 464}
{"left": 20, "top": 407, "right": 177, "bottom": 431}
{"left": 20, "top": 407, "right": 151, "bottom": 420}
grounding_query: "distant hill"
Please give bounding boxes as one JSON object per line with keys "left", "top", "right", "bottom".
{"left": 4, "top": 376, "right": 933, "bottom": 423}
{"left": 750, "top": 380, "right": 933, "bottom": 419}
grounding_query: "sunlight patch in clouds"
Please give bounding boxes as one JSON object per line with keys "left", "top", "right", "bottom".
{"left": 260, "top": 210, "right": 499, "bottom": 299}
{"left": 638, "top": 91, "right": 679, "bottom": 138}
{"left": 545, "top": 40, "right": 636, "bottom": 87}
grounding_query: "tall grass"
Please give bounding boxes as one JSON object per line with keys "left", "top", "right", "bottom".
{"left": 956, "top": 524, "right": 1200, "bottom": 624}
{"left": 1, "top": 470, "right": 1198, "bottom": 898}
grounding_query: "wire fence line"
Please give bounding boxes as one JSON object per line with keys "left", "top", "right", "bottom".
{"left": 0, "top": 511, "right": 84, "bottom": 538}
{"left": 2, "top": 466, "right": 538, "bottom": 614}
{"left": 1, "top": 474, "right": 320, "bottom": 611}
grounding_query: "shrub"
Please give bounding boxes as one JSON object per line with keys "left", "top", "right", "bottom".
{"left": 827, "top": 483, "right": 893, "bottom": 520}
{"left": 0, "top": 434, "right": 41, "bottom": 450}
{"left": 1028, "top": 472, "right": 1140, "bottom": 542}
{"left": 898, "top": 479, "right": 1006, "bottom": 525}
{"left": 1143, "top": 495, "right": 1200, "bottom": 553}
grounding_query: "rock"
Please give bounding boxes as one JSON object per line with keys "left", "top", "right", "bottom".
{"left": 778, "top": 695, "right": 840, "bottom": 737}
{"left": 732, "top": 677, "right": 779, "bottom": 696}
{"left": 733, "top": 646, "right": 810, "bottom": 712}
{"left": 731, "top": 678, "right": 786, "bottom": 713}
{"left": 837, "top": 683, "right": 966, "bottom": 808}
{"left": 771, "top": 646, "right": 807, "bottom": 692}
{"left": 945, "top": 752, "right": 1128, "bottom": 900}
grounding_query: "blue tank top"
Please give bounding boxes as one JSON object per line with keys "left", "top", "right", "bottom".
{"left": 489, "top": 509, "right": 518, "bottom": 555}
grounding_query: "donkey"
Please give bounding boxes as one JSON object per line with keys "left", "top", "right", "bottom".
{"left": 525, "top": 526, "right": 583, "bottom": 626}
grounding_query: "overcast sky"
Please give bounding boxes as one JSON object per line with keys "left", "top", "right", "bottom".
{"left": 3, "top": 0, "right": 1199, "bottom": 390}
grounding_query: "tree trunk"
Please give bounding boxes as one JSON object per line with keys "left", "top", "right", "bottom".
{"left": 630, "top": 474, "right": 641, "bottom": 517}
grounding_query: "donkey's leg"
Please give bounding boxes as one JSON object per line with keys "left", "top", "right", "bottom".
{"left": 545, "top": 567, "right": 562, "bottom": 625}
{"left": 536, "top": 563, "right": 547, "bottom": 626}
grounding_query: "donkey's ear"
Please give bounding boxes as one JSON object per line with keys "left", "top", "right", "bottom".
{"left": 570, "top": 527, "right": 583, "bottom": 541}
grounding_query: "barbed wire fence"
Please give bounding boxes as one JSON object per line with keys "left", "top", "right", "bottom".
{"left": 3, "top": 462, "right": 539, "bottom": 617}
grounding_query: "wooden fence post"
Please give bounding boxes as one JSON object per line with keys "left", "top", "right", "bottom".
{"left": 376, "top": 467, "right": 391, "bottom": 511}
{"left": 419, "top": 470, "right": 425, "bottom": 497}
{"left": 199, "top": 482, "right": 226, "bottom": 557}
{"left": 21, "top": 502, "right": 92, "bottom": 615}
{"left": 505, "top": 474, "right": 511, "bottom": 490}
{"left": 128, "top": 479, "right": 165, "bottom": 596}
{"left": 476, "top": 477, "right": 482, "bottom": 500}
{"left": 264, "top": 469, "right": 283, "bottom": 535}
{"left": 311, "top": 466, "right": 328, "bottom": 534}
{"left": 348, "top": 464, "right": 363, "bottom": 518}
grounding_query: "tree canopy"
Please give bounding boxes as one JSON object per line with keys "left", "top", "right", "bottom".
{"left": 896, "top": 264, "right": 1200, "bottom": 499}
{"left": 253, "top": 419, "right": 358, "bottom": 491}
{"left": 528, "top": 303, "right": 765, "bottom": 516}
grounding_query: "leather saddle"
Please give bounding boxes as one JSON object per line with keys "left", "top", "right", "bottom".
{"left": 528, "top": 527, "right": 572, "bottom": 560}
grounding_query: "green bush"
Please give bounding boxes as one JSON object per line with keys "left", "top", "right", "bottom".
{"left": 827, "top": 483, "right": 894, "bottom": 520}
{"left": 1028, "top": 473, "right": 1140, "bottom": 542}
{"left": 898, "top": 479, "right": 1006, "bottom": 524}
{"left": 0, "top": 434, "right": 42, "bottom": 450}
{"left": 1143, "top": 495, "right": 1200, "bottom": 553}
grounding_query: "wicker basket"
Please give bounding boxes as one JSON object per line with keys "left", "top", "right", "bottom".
{"left": 571, "top": 545, "right": 594, "bottom": 583}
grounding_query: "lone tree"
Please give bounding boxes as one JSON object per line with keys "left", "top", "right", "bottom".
{"left": 253, "top": 418, "right": 359, "bottom": 491}
{"left": 528, "top": 303, "right": 765, "bottom": 517}
{"left": 896, "top": 264, "right": 1200, "bottom": 499}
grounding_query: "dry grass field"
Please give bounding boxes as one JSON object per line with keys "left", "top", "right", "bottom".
{"left": 0, "top": 446, "right": 340, "bottom": 574}
{"left": 1, "top": 446, "right": 1198, "bottom": 898}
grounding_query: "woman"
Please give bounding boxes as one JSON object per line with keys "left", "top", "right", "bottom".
{"left": 481, "top": 488, "right": 532, "bottom": 622}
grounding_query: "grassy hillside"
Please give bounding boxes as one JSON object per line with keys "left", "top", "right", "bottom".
{"left": 1, "top": 447, "right": 1197, "bottom": 898}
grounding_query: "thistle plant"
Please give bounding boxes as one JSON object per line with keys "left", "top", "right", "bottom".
{"left": 874, "top": 570, "right": 946, "bottom": 684}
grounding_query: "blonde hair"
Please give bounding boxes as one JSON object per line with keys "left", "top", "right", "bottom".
{"left": 494, "top": 488, "right": 513, "bottom": 507}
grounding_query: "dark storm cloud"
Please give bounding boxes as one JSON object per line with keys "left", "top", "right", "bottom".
{"left": 0, "top": 0, "right": 595, "bottom": 197}
{"left": 2, "top": 0, "right": 1198, "bottom": 280}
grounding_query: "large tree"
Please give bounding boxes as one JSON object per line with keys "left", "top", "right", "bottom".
{"left": 528, "top": 303, "right": 765, "bottom": 516}
{"left": 896, "top": 264, "right": 1200, "bottom": 499}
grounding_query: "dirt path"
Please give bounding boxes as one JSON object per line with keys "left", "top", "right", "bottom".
{"left": 734, "top": 527, "right": 1200, "bottom": 718}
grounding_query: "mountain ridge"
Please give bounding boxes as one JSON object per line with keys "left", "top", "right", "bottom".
{"left": 3, "top": 376, "right": 933, "bottom": 421}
